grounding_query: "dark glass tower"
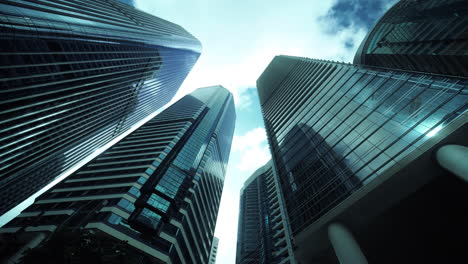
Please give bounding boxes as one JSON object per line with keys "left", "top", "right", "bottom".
{"left": 354, "top": 0, "right": 468, "bottom": 77}
{"left": 0, "top": 86, "right": 235, "bottom": 264}
{"left": 0, "top": 0, "right": 201, "bottom": 216}
{"left": 236, "top": 161, "right": 296, "bottom": 264}
{"left": 257, "top": 55, "right": 467, "bottom": 262}
{"left": 117, "top": 0, "right": 135, "bottom": 6}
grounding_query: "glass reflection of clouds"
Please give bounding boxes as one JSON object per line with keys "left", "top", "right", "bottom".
{"left": 258, "top": 56, "right": 467, "bottom": 235}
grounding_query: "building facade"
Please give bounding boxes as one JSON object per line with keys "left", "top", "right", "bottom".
{"left": 117, "top": 0, "right": 135, "bottom": 6}
{"left": 0, "top": 86, "right": 235, "bottom": 264}
{"left": 208, "top": 236, "right": 219, "bottom": 264}
{"left": 257, "top": 55, "right": 467, "bottom": 262}
{"left": 0, "top": 0, "right": 201, "bottom": 216}
{"left": 354, "top": 0, "right": 468, "bottom": 77}
{"left": 236, "top": 161, "right": 296, "bottom": 264}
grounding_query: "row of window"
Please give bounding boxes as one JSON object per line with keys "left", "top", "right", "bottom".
{"left": 261, "top": 56, "right": 467, "bottom": 235}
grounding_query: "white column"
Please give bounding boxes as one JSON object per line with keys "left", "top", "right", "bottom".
{"left": 436, "top": 145, "right": 468, "bottom": 182}
{"left": 328, "top": 223, "right": 368, "bottom": 264}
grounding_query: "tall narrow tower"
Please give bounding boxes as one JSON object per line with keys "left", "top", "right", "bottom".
{"left": 0, "top": 0, "right": 201, "bottom": 216}
{"left": 236, "top": 161, "right": 296, "bottom": 264}
{"left": 0, "top": 86, "right": 235, "bottom": 264}
{"left": 209, "top": 237, "right": 219, "bottom": 264}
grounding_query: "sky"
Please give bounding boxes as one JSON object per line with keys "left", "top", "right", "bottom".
{"left": 135, "top": 0, "right": 397, "bottom": 263}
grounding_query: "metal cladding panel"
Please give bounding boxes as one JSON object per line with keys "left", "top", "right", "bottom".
{"left": 0, "top": 0, "right": 201, "bottom": 215}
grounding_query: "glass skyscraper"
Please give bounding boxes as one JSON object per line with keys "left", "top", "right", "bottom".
{"left": 116, "top": 0, "right": 135, "bottom": 6}
{"left": 236, "top": 161, "right": 296, "bottom": 264}
{"left": 0, "top": 0, "right": 201, "bottom": 216}
{"left": 255, "top": 1, "right": 468, "bottom": 262}
{"left": 257, "top": 55, "right": 467, "bottom": 262}
{"left": 354, "top": 0, "right": 468, "bottom": 77}
{"left": 208, "top": 236, "right": 219, "bottom": 264}
{"left": 0, "top": 86, "right": 235, "bottom": 264}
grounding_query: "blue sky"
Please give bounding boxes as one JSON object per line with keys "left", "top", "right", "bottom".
{"left": 134, "top": 0, "right": 397, "bottom": 262}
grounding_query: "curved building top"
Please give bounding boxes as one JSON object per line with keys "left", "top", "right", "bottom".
{"left": 354, "top": 0, "right": 468, "bottom": 77}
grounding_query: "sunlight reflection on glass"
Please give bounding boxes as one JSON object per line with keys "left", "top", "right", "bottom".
{"left": 426, "top": 124, "right": 444, "bottom": 138}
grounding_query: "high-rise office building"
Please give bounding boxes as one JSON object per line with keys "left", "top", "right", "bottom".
{"left": 209, "top": 236, "right": 219, "bottom": 264}
{"left": 354, "top": 0, "right": 468, "bottom": 77}
{"left": 117, "top": 0, "right": 135, "bottom": 6}
{"left": 257, "top": 55, "right": 467, "bottom": 262}
{"left": 236, "top": 161, "right": 296, "bottom": 264}
{"left": 0, "top": 86, "right": 235, "bottom": 264}
{"left": 0, "top": 0, "right": 201, "bottom": 216}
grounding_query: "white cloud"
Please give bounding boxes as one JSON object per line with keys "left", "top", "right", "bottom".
{"left": 237, "top": 144, "right": 270, "bottom": 172}
{"left": 232, "top": 127, "right": 271, "bottom": 172}
{"left": 236, "top": 90, "right": 253, "bottom": 110}
{"left": 232, "top": 127, "right": 266, "bottom": 152}
{"left": 135, "top": 0, "right": 356, "bottom": 109}
{"left": 213, "top": 188, "right": 240, "bottom": 263}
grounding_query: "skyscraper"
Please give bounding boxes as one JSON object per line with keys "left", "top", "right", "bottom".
{"left": 236, "top": 161, "right": 296, "bottom": 264}
{"left": 0, "top": 86, "right": 235, "bottom": 264}
{"left": 117, "top": 0, "right": 135, "bottom": 6}
{"left": 257, "top": 55, "right": 467, "bottom": 262}
{"left": 209, "top": 237, "right": 219, "bottom": 264}
{"left": 354, "top": 0, "right": 468, "bottom": 77}
{"left": 0, "top": 0, "right": 201, "bottom": 216}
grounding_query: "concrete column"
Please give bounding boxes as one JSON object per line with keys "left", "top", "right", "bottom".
{"left": 328, "top": 223, "right": 368, "bottom": 264}
{"left": 436, "top": 145, "right": 468, "bottom": 182}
